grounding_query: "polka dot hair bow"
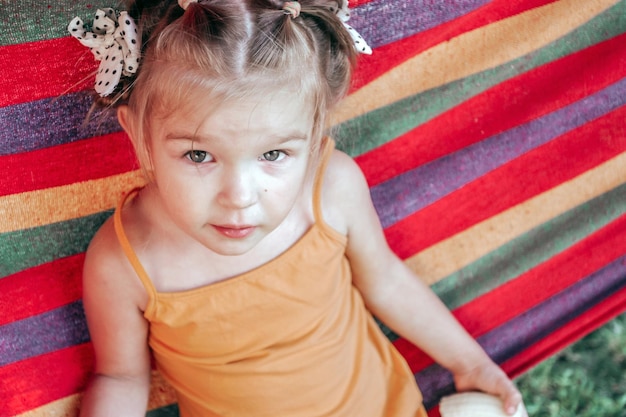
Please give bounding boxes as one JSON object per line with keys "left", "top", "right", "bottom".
{"left": 335, "top": 1, "right": 372, "bottom": 55}
{"left": 68, "top": 9, "right": 141, "bottom": 97}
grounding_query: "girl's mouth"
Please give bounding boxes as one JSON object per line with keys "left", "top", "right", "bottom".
{"left": 212, "top": 225, "right": 256, "bottom": 239}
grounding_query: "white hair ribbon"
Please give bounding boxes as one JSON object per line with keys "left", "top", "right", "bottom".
{"left": 68, "top": 9, "right": 141, "bottom": 97}
{"left": 336, "top": 1, "right": 372, "bottom": 55}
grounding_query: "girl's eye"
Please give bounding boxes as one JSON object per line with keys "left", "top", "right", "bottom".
{"left": 185, "top": 150, "right": 211, "bottom": 163}
{"left": 262, "top": 150, "right": 284, "bottom": 162}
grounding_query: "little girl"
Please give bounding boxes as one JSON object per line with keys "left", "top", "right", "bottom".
{"left": 71, "top": 1, "right": 524, "bottom": 416}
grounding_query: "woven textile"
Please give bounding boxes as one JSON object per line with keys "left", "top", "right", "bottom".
{"left": 1, "top": 1, "right": 625, "bottom": 416}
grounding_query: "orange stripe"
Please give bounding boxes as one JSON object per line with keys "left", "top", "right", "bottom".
{"left": 1, "top": 171, "right": 145, "bottom": 234}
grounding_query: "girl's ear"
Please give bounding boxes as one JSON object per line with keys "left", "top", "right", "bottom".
{"left": 117, "top": 105, "right": 155, "bottom": 181}
{"left": 117, "top": 105, "right": 134, "bottom": 138}
{"left": 117, "top": 105, "right": 143, "bottom": 161}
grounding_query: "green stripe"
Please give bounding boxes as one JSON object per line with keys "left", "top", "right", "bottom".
{"left": 0, "top": 210, "right": 112, "bottom": 278}
{"left": 431, "top": 182, "right": 626, "bottom": 310}
{"left": 0, "top": 1, "right": 116, "bottom": 46}
{"left": 146, "top": 404, "right": 180, "bottom": 417}
{"left": 334, "top": 1, "right": 626, "bottom": 156}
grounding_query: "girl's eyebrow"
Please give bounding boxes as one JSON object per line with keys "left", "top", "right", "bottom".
{"left": 164, "top": 131, "right": 310, "bottom": 143}
{"left": 273, "top": 132, "right": 309, "bottom": 143}
{"left": 164, "top": 131, "right": 202, "bottom": 141}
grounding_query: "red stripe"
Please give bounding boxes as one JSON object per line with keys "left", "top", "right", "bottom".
{"left": 501, "top": 286, "right": 626, "bottom": 377}
{"left": 0, "top": 132, "right": 138, "bottom": 196}
{"left": 0, "top": 38, "right": 96, "bottom": 107}
{"left": 394, "top": 213, "right": 626, "bottom": 373}
{"left": 356, "top": 31, "right": 626, "bottom": 187}
{"left": 0, "top": 254, "right": 84, "bottom": 326}
{"left": 385, "top": 105, "right": 626, "bottom": 259}
{"left": 351, "top": 0, "right": 559, "bottom": 90}
{"left": 350, "top": 0, "right": 376, "bottom": 6}
{"left": 0, "top": 343, "right": 94, "bottom": 417}
{"left": 428, "top": 405, "right": 441, "bottom": 417}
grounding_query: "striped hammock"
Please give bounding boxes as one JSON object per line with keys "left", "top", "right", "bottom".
{"left": 1, "top": 1, "right": 625, "bottom": 416}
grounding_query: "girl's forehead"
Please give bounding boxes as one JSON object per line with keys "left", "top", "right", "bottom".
{"left": 140, "top": 62, "right": 322, "bottom": 129}
{"left": 164, "top": 87, "right": 314, "bottom": 124}
{"left": 154, "top": 88, "right": 316, "bottom": 139}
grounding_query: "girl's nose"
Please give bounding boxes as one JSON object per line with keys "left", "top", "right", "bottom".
{"left": 217, "top": 167, "right": 259, "bottom": 209}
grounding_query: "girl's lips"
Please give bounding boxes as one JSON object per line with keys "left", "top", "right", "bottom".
{"left": 212, "top": 225, "right": 256, "bottom": 239}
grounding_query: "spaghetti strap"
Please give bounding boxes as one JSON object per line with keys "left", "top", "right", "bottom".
{"left": 312, "top": 138, "right": 335, "bottom": 225}
{"left": 113, "top": 189, "right": 158, "bottom": 313}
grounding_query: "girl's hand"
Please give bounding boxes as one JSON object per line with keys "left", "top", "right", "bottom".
{"left": 452, "top": 358, "right": 526, "bottom": 416}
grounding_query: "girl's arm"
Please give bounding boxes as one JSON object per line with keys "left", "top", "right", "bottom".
{"left": 79, "top": 220, "right": 152, "bottom": 417}
{"left": 325, "top": 151, "right": 523, "bottom": 415}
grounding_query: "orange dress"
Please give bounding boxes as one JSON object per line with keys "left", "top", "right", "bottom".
{"left": 114, "top": 140, "right": 426, "bottom": 417}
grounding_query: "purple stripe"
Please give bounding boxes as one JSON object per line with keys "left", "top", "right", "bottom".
{"left": 415, "top": 253, "right": 626, "bottom": 409}
{"left": 0, "top": 92, "right": 120, "bottom": 156}
{"left": 372, "top": 76, "right": 626, "bottom": 229}
{"left": 0, "top": 300, "right": 89, "bottom": 366}
{"left": 351, "top": 0, "right": 489, "bottom": 49}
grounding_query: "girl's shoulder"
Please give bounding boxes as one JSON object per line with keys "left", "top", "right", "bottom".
{"left": 83, "top": 207, "right": 150, "bottom": 311}
{"left": 318, "top": 148, "right": 372, "bottom": 235}
{"left": 84, "top": 215, "right": 125, "bottom": 274}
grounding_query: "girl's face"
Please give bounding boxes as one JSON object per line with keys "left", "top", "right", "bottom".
{"left": 138, "top": 89, "right": 316, "bottom": 257}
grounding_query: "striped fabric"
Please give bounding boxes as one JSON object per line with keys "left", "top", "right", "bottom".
{"left": 1, "top": 0, "right": 625, "bottom": 416}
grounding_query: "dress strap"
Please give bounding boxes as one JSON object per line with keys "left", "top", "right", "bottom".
{"left": 312, "top": 138, "right": 335, "bottom": 225}
{"left": 113, "top": 189, "right": 158, "bottom": 312}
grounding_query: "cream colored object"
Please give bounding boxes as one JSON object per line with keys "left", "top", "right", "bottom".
{"left": 440, "top": 392, "right": 526, "bottom": 417}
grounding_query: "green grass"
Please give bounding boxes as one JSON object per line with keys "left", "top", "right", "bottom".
{"left": 515, "top": 313, "right": 626, "bottom": 417}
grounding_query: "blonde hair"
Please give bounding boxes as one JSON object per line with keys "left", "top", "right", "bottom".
{"left": 103, "top": 0, "right": 358, "bottom": 176}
